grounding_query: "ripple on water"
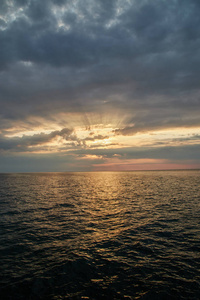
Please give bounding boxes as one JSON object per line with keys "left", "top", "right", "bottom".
{"left": 0, "top": 171, "right": 200, "bottom": 299}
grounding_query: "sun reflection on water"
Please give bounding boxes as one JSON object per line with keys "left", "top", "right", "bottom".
{"left": 1, "top": 171, "right": 200, "bottom": 299}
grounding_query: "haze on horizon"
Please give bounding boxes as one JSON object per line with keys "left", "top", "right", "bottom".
{"left": 0, "top": 0, "right": 200, "bottom": 172}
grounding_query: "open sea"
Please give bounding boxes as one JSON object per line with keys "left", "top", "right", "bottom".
{"left": 0, "top": 171, "right": 199, "bottom": 299}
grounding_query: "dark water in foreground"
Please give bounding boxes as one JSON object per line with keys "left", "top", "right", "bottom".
{"left": 0, "top": 171, "right": 199, "bottom": 299}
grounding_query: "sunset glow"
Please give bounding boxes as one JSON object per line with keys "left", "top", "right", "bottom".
{"left": 0, "top": 0, "right": 200, "bottom": 172}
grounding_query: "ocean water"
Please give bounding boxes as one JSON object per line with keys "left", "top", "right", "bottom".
{"left": 0, "top": 171, "right": 199, "bottom": 300}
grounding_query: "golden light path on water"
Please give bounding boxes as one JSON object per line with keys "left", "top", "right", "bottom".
{"left": 0, "top": 171, "right": 200, "bottom": 299}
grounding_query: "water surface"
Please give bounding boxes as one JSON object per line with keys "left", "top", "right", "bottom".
{"left": 0, "top": 171, "right": 199, "bottom": 299}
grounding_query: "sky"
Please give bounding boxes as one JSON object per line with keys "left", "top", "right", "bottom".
{"left": 0, "top": 0, "right": 200, "bottom": 172}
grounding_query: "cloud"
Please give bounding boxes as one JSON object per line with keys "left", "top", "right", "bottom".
{"left": 70, "top": 143, "right": 200, "bottom": 162}
{"left": 0, "top": 0, "right": 200, "bottom": 170}
{"left": 84, "top": 134, "right": 109, "bottom": 141}
{"left": 1, "top": 143, "right": 200, "bottom": 172}
{"left": 0, "top": 126, "right": 113, "bottom": 153}
{"left": 0, "top": 128, "right": 73, "bottom": 152}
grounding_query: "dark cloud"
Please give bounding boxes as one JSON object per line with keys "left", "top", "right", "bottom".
{"left": 1, "top": 143, "right": 200, "bottom": 172}
{"left": 0, "top": 128, "right": 73, "bottom": 152}
{"left": 1, "top": 0, "right": 200, "bottom": 74}
{"left": 72, "top": 144, "right": 200, "bottom": 162}
{"left": 113, "top": 113, "right": 200, "bottom": 136}
{"left": 0, "top": 128, "right": 111, "bottom": 153}
{"left": 0, "top": 0, "right": 200, "bottom": 170}
{"left": 84, "top": 134, "right": 109, "bottom": 141}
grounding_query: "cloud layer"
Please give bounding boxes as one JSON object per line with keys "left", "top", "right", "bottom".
{"left": 0, "top": 0, "right": 200, "bottom": 171}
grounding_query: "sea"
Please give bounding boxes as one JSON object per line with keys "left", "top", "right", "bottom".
{"left": 0, "top": 171, "right": 199, "bottom": 299}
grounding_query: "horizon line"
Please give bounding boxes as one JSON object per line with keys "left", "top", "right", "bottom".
{"left": 1, "top": 169, "right": 200, "bottom": 174}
